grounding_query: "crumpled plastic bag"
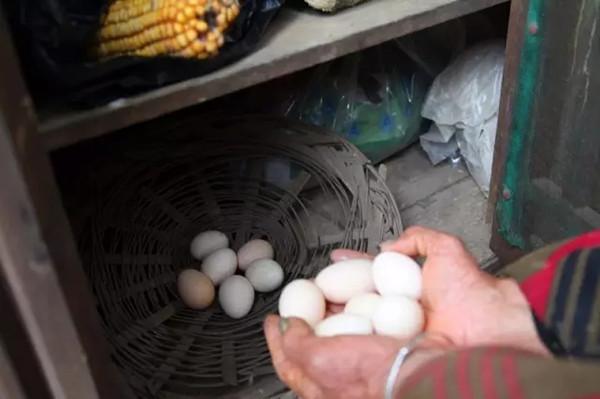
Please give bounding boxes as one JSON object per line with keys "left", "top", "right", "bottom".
{"left": 419, "top": 125, "right": 458, "bottom": 165}
{"left": 283, "top": 40, "right": 430, "bottom": 163}
{"left": 420, "top": 41, "right": 505, "bottom": 195}
{"left": 457, "top": 115, "right": 498, "bottom": 193}
{"left": 304, "top": 0, "right": 367, "bottom": 12}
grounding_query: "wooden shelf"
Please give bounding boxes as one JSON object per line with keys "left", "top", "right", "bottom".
{"left": 39, "top": 0, "right": 508, "bottom": 150}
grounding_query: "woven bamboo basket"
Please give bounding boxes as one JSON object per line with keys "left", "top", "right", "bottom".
{"left": 76, "top": 116, "right": 402, "bottom": 398}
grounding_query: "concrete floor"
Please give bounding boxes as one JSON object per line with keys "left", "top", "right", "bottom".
{"left": 383, "top": 144, "right": 496, "bottom": 265}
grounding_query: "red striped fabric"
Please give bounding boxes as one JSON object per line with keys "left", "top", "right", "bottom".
{"left": 481, "top": 348, "right": 499, "bottom": 399}
{"left": 456, "top": 350, "right": 474, "bottom": 399}
{"left": 501, "top": 354, "right": 525, "bottom": 399}
{"left": 433, "top": 360, "right": 447, "bottom": 399}
{"left": 520, "top": 230, "right": 600, "bottom": 320}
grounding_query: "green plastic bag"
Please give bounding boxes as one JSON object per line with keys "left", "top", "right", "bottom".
{"left": 284, "top": 41, "right": 430, "bottom": 163}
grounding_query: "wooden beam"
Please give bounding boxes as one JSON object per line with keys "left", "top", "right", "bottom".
{"left": 488, "top": 0, "right": 530, "bottom": 261}
{"left": 39, "top": 0, "right": 509, "bottom": 150}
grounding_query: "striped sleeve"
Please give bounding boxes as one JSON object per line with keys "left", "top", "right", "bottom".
{"left": 520, "top": 231, "right": 600, "bottom": 358}
{"left": 398, "top": 347, "right": 600, "bottom": 399}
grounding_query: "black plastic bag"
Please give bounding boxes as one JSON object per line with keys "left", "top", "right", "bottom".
{"left": 8, "top": 0, "right": 284, "bottom": 108}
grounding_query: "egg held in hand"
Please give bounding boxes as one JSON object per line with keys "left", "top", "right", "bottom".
{"left": 344, "top": 292, "right": 383, "bottom": 320}
{"left": 219, "top": 276, "right": 255, "bottom": 319}
{"left": 201, "top": 248, "right": 237, "bottom": 285}
{"left": 372, "top": 252, "right": 422, "bottom": 299}
{"left": 237, "top": 239, "right": 274, "bottom": 271}
{"left": 315, "top": 259, "right": 375, "bottom": 304}
{"left": 315, "top": 313, "right": 373, "bottom": 337}
{"left": 190, "top": 230, "right": 229, "bottom": 260}
{"left": 177, "top": 269, "right": 215, "bottom": 310}
{"left": 278, "top": 279, "right": 325, "bottom": 327}
{"left": 245, "top": 259, "right": 284, "bottom": 292}
{"left": 372, "top": 296, "right": 424, "bottom": 339}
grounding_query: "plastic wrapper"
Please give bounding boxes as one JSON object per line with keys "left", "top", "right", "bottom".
{"left": 303, "top": 0, "right": 367, "bottom": 12}
{"left": 419, "top": 125, "right": 458, "bottom": 165}
{"left": 456, "top": 115, "right": 498, "bottom": 193}
{"left": 8, "top": 0, "right": 284, "bottom": 108}
{"left": 283, "top": 41, "right": 430, "bottom": 163}
{"left": 420, "top": 41, "right": 505, "bottom": 195}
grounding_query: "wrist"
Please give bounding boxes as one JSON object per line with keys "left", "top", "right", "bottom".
{"left": 385, "top": 333, "right": 452, "bottom": 398}
{"left": 495, "top": 279, "right": 551, "bottom": 356}
{"left": 395, "top": 347, "right": 446, "bottom": 382}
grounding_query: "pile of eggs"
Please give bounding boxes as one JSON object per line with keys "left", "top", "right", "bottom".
{"left": 178, "top": 231, "right": 424, "bottom": 340}
{"left": 177, "top": 231, "right": 284, "bottom": 319}
{"left": 279, "top": 252, "right": 424, "bottom": 339}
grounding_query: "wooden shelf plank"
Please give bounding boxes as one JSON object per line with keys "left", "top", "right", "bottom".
{"left": 39, "top": 0, "right": 508, "bottom": 150}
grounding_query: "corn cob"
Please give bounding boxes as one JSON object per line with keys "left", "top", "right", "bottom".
{"left": 95, "top": 0, "right": 240, "bottom": 60}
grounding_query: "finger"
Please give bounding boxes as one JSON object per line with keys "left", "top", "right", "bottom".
{"left": 325, "top": 303, "right": 345, "bottom": 317}
{"left": 330, "top": 249, "right": 373, "bottom": 263}
{"left": 265, "top": 316, "right": 314, "bottom": 364}
{"left": 264, "top": 316, "right": 322, "bottom": 398}
{"left": 264, "top": 315, "right": 289, "bottom": 375}
{"left": 380, "top": 226, "right": 465, "bottom": 258}
{"left": 327, "top": 302, "right": 345, "bottom": 315}
{"left": 379, "top": 226, "right": 439, "bottom": 256}
{"left": 280, "top": 317, "right": 317, "bottom": 345}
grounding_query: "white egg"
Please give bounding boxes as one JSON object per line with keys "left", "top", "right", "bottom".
{"left": 177, "top": 269, "right": 215, "bottom": 309}
{"left": 372, "top": 252, "right": 422, "bottom": 299}
{"left": 219, "top": 276, "right": 255, "bottom": 319}
{"left": 278, "top": 279, "right": 325, "bottom": 327}
{"left": 315, "top": 259, "right": 375, "bottom": 304}
{"left": 190, "top": 231, "right": 229, "bottom": 260}
{"left": 237, "top": 239, "right": 274, "bottom": 271}
{"left": 372, "top": 296, "right": 424, "bottom": 339}
{"left": 245, "top": 259, "right": 284, "bottom": 292}
{"left": 201, "top": 248, "right": 237, "bottom": 285}
{"left": 315, "top": 314, "right": 373, "bottom": 337}
{"left": 344, "top": 293, "right": 383, "bottom": 320}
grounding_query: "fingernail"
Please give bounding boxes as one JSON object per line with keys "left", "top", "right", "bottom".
{"left": 279, "top": 318, "right": 290, "bottom": 334}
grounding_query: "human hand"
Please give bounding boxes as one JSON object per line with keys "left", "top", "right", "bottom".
{"left": 377, "top": 226, "right": 548, "bottom": 355}
{"left": 264, "top": 316, "right": 404, "bottom": 399}
{"left": 264, "top": 227, "right": 549, "bottom": 399}
{"left": 265, "top": 248, "right": 449, "bottom": 399}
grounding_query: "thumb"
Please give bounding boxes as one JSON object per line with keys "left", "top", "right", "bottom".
{"left": 264, "top": 316, "right": 323, "bottom": 398}
{"left": 265, "top": 316, "right": 318, "bottom": 367}
{"left": 380, "top": 226, "right": 468, "bottom": 258}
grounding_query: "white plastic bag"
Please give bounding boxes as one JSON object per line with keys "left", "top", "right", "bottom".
{"left": 456, "top": 115, "right": 498, "bottom": 193}
{"left": 420, "top": 41, "right": 505, "bottom": 195}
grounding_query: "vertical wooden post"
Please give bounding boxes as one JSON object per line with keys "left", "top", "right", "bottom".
{"left": 0, "top": 6, "right": 132, "bottom": 399}
{"left": 488, "top": 0, "right": 529, "bottom": 262}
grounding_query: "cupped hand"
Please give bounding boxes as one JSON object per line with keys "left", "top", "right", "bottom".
{"left": 378, "top": 226, "right": 548, "bottom": 354}
{"left": 265, "top": 227, "right": 549, "bottom": 399}
{"left": 265, "top": 250, "right": 404, "bottom": 399}
{"left": 264, "top": 316, "right": 402, "bottom": 399}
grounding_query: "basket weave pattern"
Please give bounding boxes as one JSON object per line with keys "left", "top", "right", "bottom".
{"left": 78, "top": 117, "right": 402, "bottom": 398}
